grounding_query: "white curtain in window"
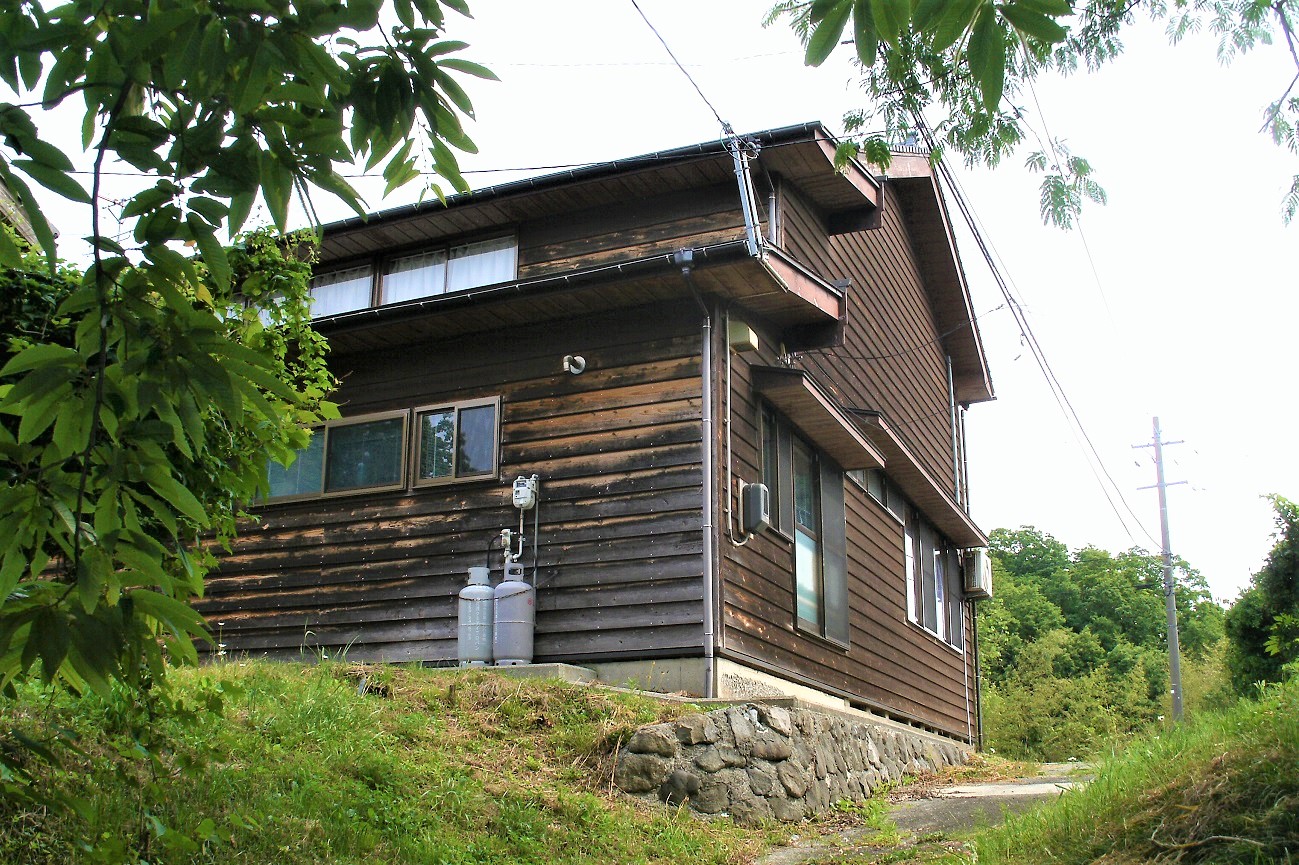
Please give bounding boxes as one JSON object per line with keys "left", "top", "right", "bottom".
{"left": 310, "top": 265, "right": 372, "bottom": 317}
{"left": 446, "top": 237, "right": 516, "bottom": 293}
{"left": 383, "top": 250, "right": 448, "bottom": 303}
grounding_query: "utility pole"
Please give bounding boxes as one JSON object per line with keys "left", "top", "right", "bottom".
{"left": 1134, "top": 417, "right": 1187, "bottom": 720}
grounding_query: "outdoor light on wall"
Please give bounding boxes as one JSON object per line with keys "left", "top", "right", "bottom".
{"left": 563, "top": 354, "right": 586, "bottom": 375}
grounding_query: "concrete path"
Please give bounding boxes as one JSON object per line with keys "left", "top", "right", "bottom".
{"left": 758, "top": 764, "right": 1087, "bottom": 865}
{"left": 890, "top": 772, "right": 1081, "bottom": 835}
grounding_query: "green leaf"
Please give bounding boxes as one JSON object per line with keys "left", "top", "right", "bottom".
{"left": 0, "top": 226, "right": 22, "bottom": 267}
{"left": 806, "top": 0, "right": 853, "bottom": 66}
{"left": 0, "top": 343, "right": 80, "bottom": 377}
{"left": 188, "top": 214, "right": 231, "bottom": 290}
{"left": 852, "top": 0, "right": 880, "bottom": 66}
{"left": 10, "top": 159, "right": 91, "bottom": 204}
{"left": 1015, "top": 0, "right": 1073, "bottom": 15}
{"left": 913, "top": 0, "right": 952, "bottom": 31}
{"left": 931, "top": 0, "right": 984, "bottom": 51}
{"left": 128, "top": 589, "right": 209, "bottom": 642}
{"left": 0, "top": 162, "right": 58, "bottom": 268}
{"left": 76, "top": 547, "right": 109, "bottom": 614}
{"left": 870, "top": 0, "right": 910, "bottom": 45}
{"left": 140, "top": 464, "right": 209, "bottom": 526}
{"left": 1001, "top": 4, "right": 1068, "bottom": 43}
{"left": 968, "top": 3, "right": 1007, "bottom": 111}
{"left": 436, "top": 58, "right": 500, "bottom": 81}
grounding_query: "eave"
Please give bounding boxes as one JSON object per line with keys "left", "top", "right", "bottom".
{"left": 853, "top": 410, "right": 988, "bottom": 548}
{"left": 884, "top": 152, "right": 994, "bottom": 405}
{"left": 316, "top": 241, "right": 845, "bottom": 354}
{"left": 751, "top": 367, "right": 885, "bottom": 471}
{"left": 315, "top": 122, "right": 879, "bottom": 268}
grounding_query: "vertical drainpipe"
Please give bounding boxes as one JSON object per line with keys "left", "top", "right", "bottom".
{"left": 676, "top": 250, "right": 716, "bottom": 699}
{"left": 959, "top": 407, "right": 971, "bottom": 512}
{"left": 701, "top": 307, "right": 716, "bottom": 699}
{"left": 946, "top": 355, "right": 961, "bottom": 506}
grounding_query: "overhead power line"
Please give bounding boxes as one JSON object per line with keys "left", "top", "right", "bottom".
{"left": 628, "top": 0, "right": 732, "bottom": 133}
{"left": 914, "top": 117, "right": 1157, "bottom": 547}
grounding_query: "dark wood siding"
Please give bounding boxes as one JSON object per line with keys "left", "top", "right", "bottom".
{"left": 202, "top": 301, "right": 707, "bottom": 665}
{"left": 719, "top": 179, "right": 977, "bottom": 739}
{"left": 518, "top": 183, "right": 748, "bottom": 278}
{"left": 780, "top": 183, "right": 958, "bottom": 500}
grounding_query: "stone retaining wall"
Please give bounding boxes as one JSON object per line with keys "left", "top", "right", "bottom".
{"left": 613, "top": 702, "right": 967, "bottom": 823}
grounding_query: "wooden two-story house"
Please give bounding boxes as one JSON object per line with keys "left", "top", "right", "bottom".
{"left": 204, "top": 122, "right": 995, "bottom": 744}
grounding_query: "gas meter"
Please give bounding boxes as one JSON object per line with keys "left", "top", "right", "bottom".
{"left": 512, "top": 475, "right": 539, "bottom": 510}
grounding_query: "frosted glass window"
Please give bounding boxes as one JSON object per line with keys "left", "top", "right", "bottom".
{"left": 266, "top": 432, "right": 324, "bottom": 498}
{"left": 310, "top": 265, "right": 372, "bottom": 317}
{"left": 324, "top": 417, "right": 405, "bottom": 493}
{"left": 382, "top": 250, "right": 448, "bottom": 304}
{"left": 446, "top": 237, "right": 516, "bottom": 292}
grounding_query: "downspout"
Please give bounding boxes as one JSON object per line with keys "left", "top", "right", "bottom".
{"left": 959, "top": 406, "right": 971, "bottom": 512}
{"left": 675, "top": 249, "right": 716, "bottom": 699}
{"left": 972, "top": 601, "right": 985, "bottom": 750}
{"left": 947, "top": 355, "right": 961, "bottom": 505}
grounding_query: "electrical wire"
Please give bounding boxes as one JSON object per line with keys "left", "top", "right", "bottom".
{"left": 804, "top": 302, "right": 1007, "bottom": 363}
{"left": 915, "top": 116, "right": 1157, "bottom": 546}
{"left": 628, "top": 0, "right": 732, "bottom": 133}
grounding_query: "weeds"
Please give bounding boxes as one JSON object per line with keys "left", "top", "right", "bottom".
{"left": 962, "top": 678, "right": 1299, "bottom": 864}
{"left": 0, "top": 660, "right": 773, "bottom": 864}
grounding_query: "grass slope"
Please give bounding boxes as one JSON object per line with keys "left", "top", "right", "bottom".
{"left": 0, "top": 661, "right": 787, "bottom": 864}
{"left": 967, "top": 678, "right": 1299, "bottom": 864}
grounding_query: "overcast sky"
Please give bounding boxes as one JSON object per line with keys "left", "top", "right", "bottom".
{"left": 16, "top": 1, "right": 1298, "bottom": 602}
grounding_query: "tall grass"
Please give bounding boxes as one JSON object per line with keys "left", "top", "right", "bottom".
{"left": 968, "top": 678, "right": 1299, "bottom": 864}
{"left": 0, "top": 661, "right": 786, "bottom": 864}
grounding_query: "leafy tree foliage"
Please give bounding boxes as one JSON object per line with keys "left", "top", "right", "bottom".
{"left": 771, "top": 0, "right": 1299, "bottom": 223}
{"left": 980, "top": 526, "right": 1226, "bottom": 759}
{"left": 0, "top": 1, "right": 491, "bottom": 695}
{"left": 1226, "top": 494, "right": 1299, "bottom": 691}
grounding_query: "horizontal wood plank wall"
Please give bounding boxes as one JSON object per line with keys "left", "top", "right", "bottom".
{"left": 518, "top": 183, "right": 747, "bottom": 279}
{"left": 717, "top": 179, "right": 975, "bottom": 739}
{"left": 779, "top": 183, "right": 958, "bottom": 501}
{"left": 202, "top": 300, "right": 706, "bottom": 666}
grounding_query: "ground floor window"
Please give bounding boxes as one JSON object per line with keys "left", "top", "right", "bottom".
{"left": 904, "top": 506, "right": 965, "bottom": 649}
{"left": 762, "top": 406, "right": 850, "bottom": 647}
{"left": 264, "top": 397, "right": 500, "bottom": 502}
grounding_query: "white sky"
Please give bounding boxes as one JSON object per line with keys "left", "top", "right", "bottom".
{"left": 17, "top": 1, "right": 1299, "bottom": 602}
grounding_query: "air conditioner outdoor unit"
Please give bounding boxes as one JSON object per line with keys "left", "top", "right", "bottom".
{"left": 964, "top": 547, "right": 994, "bottom": 599}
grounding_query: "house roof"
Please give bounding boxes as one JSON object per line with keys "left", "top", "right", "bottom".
{"left": 315, "top": 121, "right": 879, "bottom": 266}
{"left": 883, "top": 150, "right": 993, "bottom": 404}
{"left": 313, "top": 123, "right": 991, "bottom": 404}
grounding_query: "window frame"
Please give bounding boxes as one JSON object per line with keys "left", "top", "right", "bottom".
{"left": 307, "top": 234, "right": 518, "bottom": 320}
{"left": 904, "top": 503, "right": 966, "bottom": 652}
{"left": 411, "top": 396, "right": 502, "bottom": 488}
{"left": 320, "top": 410, "right": 410, "bottom": 497}
{"left": 792, "top": 436, "right": 824, "bottom": 633}
{"left": 260, "top": 399, "right": 502, "bottom": 504}
{"left": 760, "top": 403, "right": 850, "bottom": 649}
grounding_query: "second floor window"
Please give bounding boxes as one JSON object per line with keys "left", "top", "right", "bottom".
{"left": 309, "top": 235, "right": 518, "bottom": 318}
